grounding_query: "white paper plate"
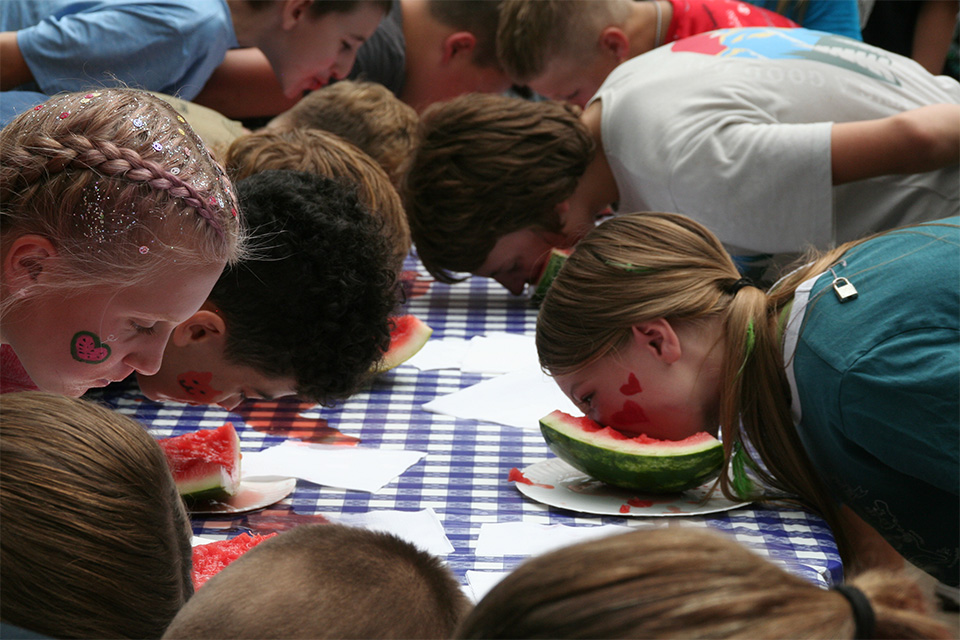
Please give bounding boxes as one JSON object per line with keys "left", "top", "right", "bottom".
{"left": 186, "top": 476, "right": 296, "bottom": 515}
{"left": 513, "top": 458, "right": 750, "bottom": 517}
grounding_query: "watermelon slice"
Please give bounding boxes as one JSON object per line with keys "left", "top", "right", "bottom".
{"left": 539, "top": 410, "right": 724, "bottom": 493}
{"left": 372, "top": 314, "right": 433, "bottom": 373}
{"left": 531, "top": 247, "right": 570, "bottom": 304}
{"left": 192, "top": 532, "right": 278, "bottom": 589}
{"left": 158, "top": 423, "right": 241, "bottom": 501}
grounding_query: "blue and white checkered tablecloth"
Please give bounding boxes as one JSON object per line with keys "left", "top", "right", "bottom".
{"left": 94, "top": 256, "right": 843, "bottom": 589}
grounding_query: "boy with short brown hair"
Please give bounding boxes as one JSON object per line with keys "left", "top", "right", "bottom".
{"left": 163, "top": 524, "right": 471, "bottom": 640}
{"left": 403, "top": 29, "right": 960, "bottom": 296}
{"left": 496, "top": 0, "right": 796, "bottom": 106}
{"left": 267, "top": 80, "right": 418, "bottom": 189}
{"left": 225, "top": 127, "right": 412, "bottom": 271}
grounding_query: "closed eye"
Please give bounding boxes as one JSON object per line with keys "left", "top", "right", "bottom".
{"left": 131, "top": 321, "right": 157, "bottom": 336}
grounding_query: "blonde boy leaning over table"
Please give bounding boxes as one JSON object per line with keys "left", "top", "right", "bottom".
{"left": 496, "top": 0, "right": 798, "bottom": 107}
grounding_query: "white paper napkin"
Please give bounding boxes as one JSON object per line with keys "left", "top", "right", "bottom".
{"left": 337, "top": 508, "right": 455, "bottom": 555}
{"left": 465, "top": 570, "right": 511, "bottom": 602}
{"left": 460, "top": 333, "right": 539, "bottom": 374}
{"left": 422, "top": 367, "right": 578, "bottom": 430}
{"left": 475, "top": 522, "right": 641, "bottom": 556}
{"left": 406, "top": 337, "right": 470, "bottom": 371}
{"left": 241, "top": 441, "right": 426, "bottom": 493}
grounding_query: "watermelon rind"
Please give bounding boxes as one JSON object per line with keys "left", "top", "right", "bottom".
{"left": 373, "top": 314, "right": 433, "bottom": 373}
{"left": 531, "top": 248, "right": 570, "bottom": 304}
{"left": 539, "top": 410, "right": 724, "bottom": 494}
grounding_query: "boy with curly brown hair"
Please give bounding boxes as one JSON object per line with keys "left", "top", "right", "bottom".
{"left": 136, "top": 170, "right": 399, "bottom": 410}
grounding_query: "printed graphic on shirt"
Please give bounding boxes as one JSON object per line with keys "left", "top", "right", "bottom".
{"left": 671, "top": 28, "right": 901, "bottom": 86}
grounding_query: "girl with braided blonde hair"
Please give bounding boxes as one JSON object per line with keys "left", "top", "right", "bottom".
{"left": 537, "top": 212, "right": 959, "bottom": 590}
{"left": 0, "top": 88, "right": 245, "bottom": 397}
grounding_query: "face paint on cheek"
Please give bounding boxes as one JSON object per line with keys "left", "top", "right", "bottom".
{"left": 619, "top": 372, "right": 642, "bottom": 396}
{"left": 177, "top": 371, "right": 222, "bottom": 401}
{"left": 609, "top": 400, "right": 649, "bottom": 429}
{"left": 70, "top": 331, "right": 111, "bottom": 364}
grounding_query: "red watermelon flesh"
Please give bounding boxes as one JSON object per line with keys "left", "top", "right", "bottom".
{"left": 373, "top": 314, "right": 433, "bottom": 373}
{"left": 158, "top": 423, "right": 241, "bottom": 500}
{"left": 192, "top": 532, "right": 278, "bottom": 589}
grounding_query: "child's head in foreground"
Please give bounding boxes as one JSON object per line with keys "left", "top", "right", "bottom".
{"left": 456, "top": 527, "right": 951, "bottom": 639}
{"left": 136, "top": 169, "right": 399, "bottom": 409}
{"left": 497, "top": 0, "right": 635, "bottom": 105}
{"left": 0, "top": 391, "right": 193, "bottom": 639}
{"left": 224, "top": 126, "right": 411, "bottom": 271}
{"left": 0, "top": 89, "right": 244, "bottom": 396}
{"left": 163, "top": 523, "right": 472, "bottom": 639}
{"left": 266, "top": 80, "right": 419, "bottom": 190}
{"left": 402, "top": 93, "right": 598, "bottom": 294}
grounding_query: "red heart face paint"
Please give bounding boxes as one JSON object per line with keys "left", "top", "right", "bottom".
{"left": 619, "top": 373, "right": 642, "bottom": 396}
{"left": 177, "top": 371, "right": 222, "bottom": 401}
{"left": 609, "top": 400, "right": 649, "bottom": 430}
{"left": 70, "top": 331, "right": 111, "bottom": 364}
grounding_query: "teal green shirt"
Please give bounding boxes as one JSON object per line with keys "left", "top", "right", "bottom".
{"left": 785, "top": 218, "right": 959, "bottom": 586}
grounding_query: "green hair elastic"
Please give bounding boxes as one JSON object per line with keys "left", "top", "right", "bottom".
{"left": 736, "top": 319, "right": 756, "bottom": 377}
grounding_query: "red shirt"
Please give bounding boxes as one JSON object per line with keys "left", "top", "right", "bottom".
{"left": 664, "top": 0, "right": 799, "bottom": 43}
{"left": 1, "top": 344, "right": 38, "bottom": 393}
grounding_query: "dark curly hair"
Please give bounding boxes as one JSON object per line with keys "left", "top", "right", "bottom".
{"left": 210, "top": 170, "right": 399, "bottom": 404}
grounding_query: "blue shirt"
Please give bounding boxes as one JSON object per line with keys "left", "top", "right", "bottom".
{"left": 785, "top": 219, "right": 959, "bottom": 586}
{"left": 750, "top": 0, "right": 862, "bottom": 39}
{"left": 1, "top": 0, "right": 237, "bottom": 100}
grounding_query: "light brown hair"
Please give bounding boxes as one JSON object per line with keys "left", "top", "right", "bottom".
{"left": 401, "top": 93, "right": 593, "bottom": 282}
{"left": 0, "top": 391, "right": 193, "bottom": 639}
{"left": 456, "top": 527, "right": 952, "bottom": 639}
{"left": 536, "top": 212, "right": 959, "bottom": 575}
{"left": 267, "top": 80, "right": 418, "bottom": 190}
{"left": 163, "top": 523, "right": 472, "bottom": 639}
{"left": 0, "top": 89, "right": 245, "bottom": 319}
{"left": 496, "top": 0, "right": 632, "bottom": 83}
{"left": 224, "top": 128, "right": 411, "bottom": 270}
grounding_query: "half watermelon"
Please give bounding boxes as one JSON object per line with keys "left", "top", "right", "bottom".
{"left": 158, "top": 423, "right": 241, "bottom": 501}
{"left": 373, "top": 314, "right": 433, "bottom": 373}
{"left": 539, "top": 410, "right": 723, "bottom": 493}
{"left": 192, "top": 532, "right": 278, "bottom": 589}
{"left": 531, "top": 248, "right": 571, "bottom": 304}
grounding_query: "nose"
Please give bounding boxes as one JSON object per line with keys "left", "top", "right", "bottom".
{"left": 494, "top": 273, "right": 527, "bottom": 296}
{"left": 122, "top": 344, "right": 165, "bottom": 376}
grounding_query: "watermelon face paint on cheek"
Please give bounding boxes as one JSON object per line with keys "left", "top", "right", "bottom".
{"left": 177, "top": 371, "right": 222, "bottom": 401}
{"left": 619, "top": 372, "right": 642, "bottom": 396}
{"left": 609, "top": 400, "right": 648, "bottom": 428}
{"left": 70, "top": 331, "right": 111, "bottom": 364}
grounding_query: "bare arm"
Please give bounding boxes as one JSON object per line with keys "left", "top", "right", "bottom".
{"left": 192, "top": 48, "right": 300, "bottom": 120}
{"left": 831, "top": 104, "right": 960, "bottom": 184}
{"left": 0, "top": 32, "right": 34, "bottom": 90}
{"left": 912, "top": 1, "right": 959, "bottom": 75}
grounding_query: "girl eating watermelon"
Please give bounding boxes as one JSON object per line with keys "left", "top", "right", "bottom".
{"left": 536, "top": 212, "right": 959, "bottom": 592}
{"left": 0, "top": 88, "right": 244, "bottom": 397}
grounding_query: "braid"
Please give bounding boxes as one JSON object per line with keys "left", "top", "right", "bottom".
{"left": 4, "top": 132, "right": 225, "bottom": 238}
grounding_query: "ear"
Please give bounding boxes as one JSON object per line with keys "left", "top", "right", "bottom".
{"left": 281, "top": 0, "right": 313, "bottom": 30}
{"left": 170, "top": 309, "right": 227, "bottom": 348}
{"left": 632, "top": 319, "right": 682, "bottom": 364}
{"left": 598, "top": 26, "right": 631, "bottom": 62}
{"left": 3, "top": 234, "right": 57, "bottom": 295}
{"left": 442, "top": 32, "right": 477, "bottom": 63}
